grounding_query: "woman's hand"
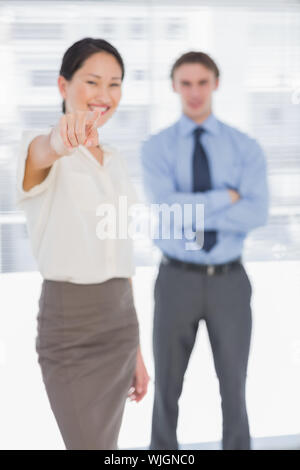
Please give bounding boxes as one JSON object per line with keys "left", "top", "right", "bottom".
{"left": 127, "top": 346, "right": 151, "bottom": 403}
{"left": 49, "top": 109, "right": 102, "bottom": 157}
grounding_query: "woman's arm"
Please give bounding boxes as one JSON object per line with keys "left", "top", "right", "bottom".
{"left": 129, "top": 278, "right": 140, "bottom": 352}
{"left": 127, "top": 277, "right": 150, "bottom": 401}
{"left": 22, "top": 133, "right": 61, "bottom": 191}
{"left": 22, "top": 110, "right": 102, "bottom": 192}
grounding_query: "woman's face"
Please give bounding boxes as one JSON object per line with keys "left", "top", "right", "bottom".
{"left": 58, "top": 51, "right": 123, "bottom": 127}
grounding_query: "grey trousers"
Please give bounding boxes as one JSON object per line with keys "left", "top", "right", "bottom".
{"left": 35, "top": 277, "right": 140, "bottom": 450}
{"left": 150, "top": 260, "right": 252, "bottom": 450}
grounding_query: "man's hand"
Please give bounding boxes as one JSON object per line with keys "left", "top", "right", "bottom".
{"left": 228, "top": 189, "right": 240, "bottom": 203}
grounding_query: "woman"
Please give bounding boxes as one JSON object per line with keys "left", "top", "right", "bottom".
{"left": 16, "top": 37, "right": 150, "bottom": 450}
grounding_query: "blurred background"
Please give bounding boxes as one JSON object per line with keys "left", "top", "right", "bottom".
{"left": 0, "top": 0, "right": 300, "bottom": 450}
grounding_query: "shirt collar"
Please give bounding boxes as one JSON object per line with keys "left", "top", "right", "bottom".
{"left": 178, "top": 112, "right": 220, "bottom": 137}
{"left": 77, "top": 140, "right": 114, "bottom": 168}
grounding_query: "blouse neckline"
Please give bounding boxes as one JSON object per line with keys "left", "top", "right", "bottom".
{"left": 77, "top": 142, "right": 114, "bottom": 169}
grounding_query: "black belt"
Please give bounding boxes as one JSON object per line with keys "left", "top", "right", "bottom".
{"left": 161, "top": 254, "right": 242, "bottom": 276}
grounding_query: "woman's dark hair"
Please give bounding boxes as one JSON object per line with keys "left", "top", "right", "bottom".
{"left": 170, "top": 51, "right": 220, "bottom": 80}
{"left": 59, "top": 37, "right": 125, "bottom": 113}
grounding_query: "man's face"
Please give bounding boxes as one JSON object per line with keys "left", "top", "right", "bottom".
{"left": 172, "top": 62, "right": 219, "bottom": 121}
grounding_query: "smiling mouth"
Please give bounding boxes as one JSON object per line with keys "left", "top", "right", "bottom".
{"left": 88, "top": 105, "right": 110, "bottom": 115}
{"left": 188, "top": 102, "right": 203, "bottom": 108}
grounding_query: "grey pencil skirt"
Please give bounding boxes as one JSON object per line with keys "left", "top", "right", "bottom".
{"left": 35, "top": 277, "right": 140, "bottom": 450}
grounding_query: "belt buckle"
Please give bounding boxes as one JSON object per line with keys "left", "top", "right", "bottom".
{"left": 207, "top": 265, "right": 215, "bottom": 276}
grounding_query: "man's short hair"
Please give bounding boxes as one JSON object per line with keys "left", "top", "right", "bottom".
{"left": 170, "top": 51, "right": 220, "bottom": 80}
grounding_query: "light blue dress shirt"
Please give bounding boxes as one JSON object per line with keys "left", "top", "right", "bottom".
{"left": 140, "top": 112, "right": 269, "bottom": 264}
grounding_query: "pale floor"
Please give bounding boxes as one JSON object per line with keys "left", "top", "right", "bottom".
{"left": 0, "top": 262, "right": 300, "bottom": 450}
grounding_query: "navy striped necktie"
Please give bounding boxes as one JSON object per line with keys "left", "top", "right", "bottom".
{"left": 192, "top": 126, "right": 217, "bottom": 252}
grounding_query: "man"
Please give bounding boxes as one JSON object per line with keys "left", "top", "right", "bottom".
{"left": 140, "top": 51, "right": 269, "bottom": 450}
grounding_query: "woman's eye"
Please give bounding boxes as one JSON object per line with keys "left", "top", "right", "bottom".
{"left": 110, "top": 83, "right": 120, "bottom": 87}
{"left": 87, "top": 81, "right": 96, "bottom": 85}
